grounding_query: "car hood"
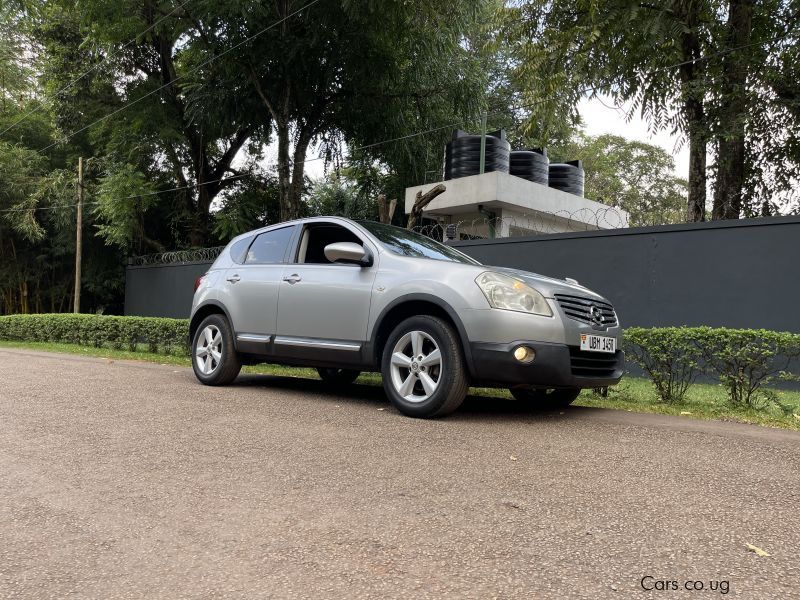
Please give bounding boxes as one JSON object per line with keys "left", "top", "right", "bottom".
{"left": 488, "top": 266, "right": 608, "bottom": 301}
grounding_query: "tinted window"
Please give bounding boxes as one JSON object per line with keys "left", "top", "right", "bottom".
{"left": 357, "top": 221, "right": 480, "bottom": 265}
{"left": 230, "top": 236, "right": 253, "bottom": 264}
{"left": 245, "top": 226, "right": 294, "bottom": 264}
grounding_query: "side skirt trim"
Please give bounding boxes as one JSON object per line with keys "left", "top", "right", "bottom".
{"left": 274, "top": 336, "right": 361, "bottom": 352}
{"left": 236, "top": 334, "right": 271, "bottom": 343}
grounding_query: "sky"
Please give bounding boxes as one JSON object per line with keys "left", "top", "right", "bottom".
{"left": 578, "top": 94, "right": 689, "bottom": 178}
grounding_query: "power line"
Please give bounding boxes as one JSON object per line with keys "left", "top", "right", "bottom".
{"left": 0, "top": 173, "right": 248, "bottom": 214}
{"left": 0, "top": 0, "right": 193, "bottom": 138}
{"left": 37, "top": 0, "right": 322, "bottom": 153}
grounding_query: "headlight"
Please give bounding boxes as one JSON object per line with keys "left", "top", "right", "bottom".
{"left": 475, "top": 272, "right": 553, "bottom": 317}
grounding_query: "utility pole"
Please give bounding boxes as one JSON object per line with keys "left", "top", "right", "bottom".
{"left": 73, "top": 157, "right": 83, "bottom": 313}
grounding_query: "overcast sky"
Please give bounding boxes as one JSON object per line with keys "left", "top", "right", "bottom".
{"left": 579, "top": 94, "right": 689, "bottom": 178}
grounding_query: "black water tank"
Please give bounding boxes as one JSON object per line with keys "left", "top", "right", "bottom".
{"left": 548, "top": 160, "right": 584, "bottom": 197}
{"left": 444, "top": 129, "right": 510, "bottom": 180}
{"left": 509, "top": 148, "right": 549, "bottom": 184}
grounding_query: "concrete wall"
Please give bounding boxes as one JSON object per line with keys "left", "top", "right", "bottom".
{"left": 125, "top": 216, "right": 800, "bottom": 332}
{"left": 405, "top": 171, "right": 629, "bottom": 230}
{"left": 452, "top": 216, "right": 800, "bottom": 331}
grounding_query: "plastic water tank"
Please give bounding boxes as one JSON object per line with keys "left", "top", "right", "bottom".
{"left": 509, "top": 148, "right": 549, "bottom": 185}
{"left": 444, "top": 129, "right": 510, "bottom": 180}
{"left": 548, "top": 160, "right": 585, "bottom": 197}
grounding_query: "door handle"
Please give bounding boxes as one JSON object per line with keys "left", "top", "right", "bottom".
{"left": 282, "top": 274, "right": 302, "bottom": 284}
{"left": 226, "top": 274, "right": 241, "bottom": 283}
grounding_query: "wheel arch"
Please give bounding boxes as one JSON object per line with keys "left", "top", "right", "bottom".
{"left": 189, "top": 301, "right": 234, "bottom": 346}
{"left": 369, "top": 294, "right": 476, "bottom": 378}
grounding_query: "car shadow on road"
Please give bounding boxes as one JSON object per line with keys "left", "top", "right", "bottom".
{"left": 233, "top": 373, "right": 576, "bottom": 422}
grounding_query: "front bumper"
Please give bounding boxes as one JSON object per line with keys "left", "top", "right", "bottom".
{"left": 469, "top": 340, "right": 624, "bottom": 389}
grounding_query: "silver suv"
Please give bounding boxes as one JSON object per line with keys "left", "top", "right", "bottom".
{"left": 190, "top": 217, "right": 623, "bottom": 417}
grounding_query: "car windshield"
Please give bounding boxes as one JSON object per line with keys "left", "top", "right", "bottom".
{"left": 357, "top": 221, "right": 481, "bottom": 265}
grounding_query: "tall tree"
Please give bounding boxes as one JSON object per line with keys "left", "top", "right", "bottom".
{"left": 0, "top": 3, "right": 124, "bottom": 314}
{"left": 553, "top": 133, "right": 688, "bottom": 226}
{"left": 499, "top": 0, "right": 713, "bottom": 221}
{"left": 500, "top": 0, "right": 799, "bottom": 221}
{"left": 36, "top": 0, "right": 263, "bottom": 247}
{"left": 207, "top": 0, "right": 491, "bottom": 221}
{"left": 711, "top": 0, "right": 754, "bottom": 219}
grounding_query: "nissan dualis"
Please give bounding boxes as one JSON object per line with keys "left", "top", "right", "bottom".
{"left": 190, "top": 217, "right": 624, "bottom": 418}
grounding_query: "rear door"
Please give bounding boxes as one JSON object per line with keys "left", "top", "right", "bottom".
{"left": 219, "top": 225, "right": 296, "bottom": 341}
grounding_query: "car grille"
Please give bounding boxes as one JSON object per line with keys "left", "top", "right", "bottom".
{"left": 554, "top": 293, "right": 618, "bottom": 329}
{"left": 568, "top": 346, "right": 621, "bottom": 378}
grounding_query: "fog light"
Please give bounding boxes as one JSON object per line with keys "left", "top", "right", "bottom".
{"left": 513, "top": 345, "right": 536, "bottom": 363}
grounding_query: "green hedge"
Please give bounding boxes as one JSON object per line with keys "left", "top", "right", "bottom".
{"left": 624, "top": 327, "right": 800, "bottom": 408}
{"left": 2, "top": 315, "right": 799, "bottom": 410}
{"left": 0, "top": 314, "right": 189, "bottom": 355}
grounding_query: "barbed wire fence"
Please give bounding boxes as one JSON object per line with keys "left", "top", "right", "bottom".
{"left": 127, "top": 246, "right": 226, "bottom": 266}
{"left": 126, "top": 206, "right": 627, "bottom": 265}
{"left": 411, "top": 206, "right": 629, "bottom": 241}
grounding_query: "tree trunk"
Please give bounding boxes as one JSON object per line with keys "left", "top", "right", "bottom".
{"left": 189, "top": 185, "right": 212, "bottom": 247}
{"left": 276, "top": 118, "right": 295, "bottom": 221}
{"left": 685, "top": 98, "right": 707, "bottom": 222}
{"left": 675, "top": 0, "right": 707, "bottom": 222}
{"left": 712, "top": 0, "right": 754, "bottom": 220}
{"left": 153, "top": 30, "right": 250, "bottom": 246}
{"left": 406, "top": 184, "right": 446, "bottom": 229}
{"left": 286, "top": 126, "right": 313, "bottom": 220}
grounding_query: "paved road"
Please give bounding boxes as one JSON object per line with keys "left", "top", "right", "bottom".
{"left": 1, "top": 348, "right": 798, "bottom": 599}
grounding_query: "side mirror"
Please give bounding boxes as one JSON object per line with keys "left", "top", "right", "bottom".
{"left": 324, "top": 242, "right": 371, "bottom": 266}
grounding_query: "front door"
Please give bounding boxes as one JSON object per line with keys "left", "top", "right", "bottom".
{"left": 275, "top": 223, "right": 377, "bottom": 352}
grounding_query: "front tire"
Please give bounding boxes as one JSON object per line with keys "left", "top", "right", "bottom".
{"left": 317, "top": 367, "right": 360, "bottom": 385}
{"left": 192, "top": 314, "right": 241, "bottom": 385}
{"left": 381, "top": 315, "right": 469, "bottom": 418}
{"left": 509, "top": 387, "right": 581, "bottom": 409}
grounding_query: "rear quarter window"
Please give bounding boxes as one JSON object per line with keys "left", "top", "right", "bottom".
{"left": 229, "top": 236, "right": 253, "bottom": 264}
{"left": 244, "top": 226, "right": 295, "bottom": 264}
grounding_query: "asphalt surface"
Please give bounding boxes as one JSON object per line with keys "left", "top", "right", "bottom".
{"left": 1, "top": 348, "right": 798, "bottom": 600}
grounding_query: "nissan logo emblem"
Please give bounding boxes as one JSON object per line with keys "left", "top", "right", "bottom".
{"left": 589, "top": 305, "right": 605, "bottom": 326}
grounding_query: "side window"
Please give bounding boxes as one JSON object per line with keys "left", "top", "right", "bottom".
{"left": 299, "top": 225, "right": 363, "bottom": 264}
{"left": 245, "top": 226, "right": 295, "bottom": 265}
{"left": 229, "top": 236, "right": 253, "bottom": 264}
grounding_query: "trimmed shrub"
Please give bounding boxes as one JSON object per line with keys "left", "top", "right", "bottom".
{"left": 624, "top": 327, "right": 704, "bottom": 404}
{"left": 0, "top": 314, "right": 189, "bottom": 356}
{"left": 624, "top": 326, "right": 800, "bottom": 409}
{"left": 695, "top": 327, "right": 800, "bottom": 409}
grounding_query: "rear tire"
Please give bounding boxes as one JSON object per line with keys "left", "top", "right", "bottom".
{"left": 317, "top": 367, "right": 360, "bottom": 385}
{"left": 192, "top": 314, "right": 241, "bottom": 385}
{"left": 509, "top": 387, "right": 581, "bottom": 409}
{"left": 381, "top": 315, "right": 469, "bottom": 418}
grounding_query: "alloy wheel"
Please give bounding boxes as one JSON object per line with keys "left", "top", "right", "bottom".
{"left": 389, "top": 330, "right": 442, "bottom": 403}
{"left": 195, "top": 324, "right": 222, "bottom": 375}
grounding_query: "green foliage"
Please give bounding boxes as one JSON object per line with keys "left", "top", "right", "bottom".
{"left": 624, "top": 327, "right": 800, "bottom": 409}
{"left": 93, "top": 162, "right": 158, "bottom": 251}
{"left": 695, "top": 327, "right": 800, "bottom": 409}
{"left": 0, "top": 313, "right": 188, "bottom": 354}
{"left": 552, "top": 133, "right": 687, "bottom": 226}
{"left": 624, "top": 327, "right": 704, "bottom": 404}
{"left": 211, "top": 175, "right": 281, "bottom": 242}
{"left": 499, "top": 0, "right": 800, "bottom": 217}
{"left": 306, "top": 173, "right": 379, "bottom": 221}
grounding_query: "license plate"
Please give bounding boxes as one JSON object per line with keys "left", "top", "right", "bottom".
{"left": 580, "top": 334, "right": 616, "bottom": 353}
